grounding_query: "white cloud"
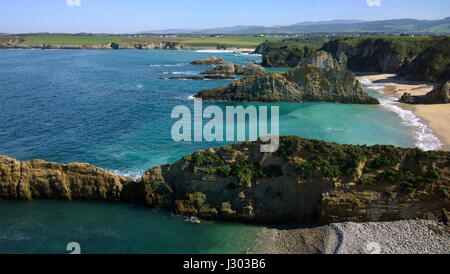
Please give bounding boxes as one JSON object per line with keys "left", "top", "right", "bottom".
{"left": 366, "top": 0, "right": 381, "bottom": 7}
{"left": 67, "top": 0, "right": 81, "bottom": 7}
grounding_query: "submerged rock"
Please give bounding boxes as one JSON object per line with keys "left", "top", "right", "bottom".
{"left": 240, "top": 62, "right": 266, "bottom": 76}
{"left": 190, "top": 56, "right": 224, "bottom": 65}
{"left": 400, "top": 81, "right": 450, "bottom": 104}
{"left": 1, "top": 136, "right": 448, "bottom": 224}
{"left": 201, "top": 62, "right": 235, "bottom": 75}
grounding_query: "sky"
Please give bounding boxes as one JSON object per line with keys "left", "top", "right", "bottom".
{"left": 0, "top": 0, "right": 449, "bottom": 34}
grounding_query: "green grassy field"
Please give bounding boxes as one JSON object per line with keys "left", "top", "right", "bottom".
{"left": 339, "top": 35, "right": 435, "bottom": 47}
{"left": 21, "top": 35, "right": 123, "bottom": 45}
{"left": 180, "top": 36, "right": 284, "bottom": 47}
{"left": 1, "top": 34, "right": 282, "bottom": 48}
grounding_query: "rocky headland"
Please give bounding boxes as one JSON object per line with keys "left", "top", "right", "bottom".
{"left": 257, "top": 37, "right": 449, "bottom": 83}
{"left": 400, "top": 81, "right": 450, "bottom": 104}
{"left": 1, "top": 136, "right": 449, "bottom": 224}
{"left": 195, "top": 51, "right": 379, "bottom": 104}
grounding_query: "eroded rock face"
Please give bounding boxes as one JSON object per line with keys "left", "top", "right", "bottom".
{"left": 243, "top": 62, "right": 266, "bottom": 75}
{"left": 1, "top": 137, "right": 448, "bottom": 224}
{"left": 321, "top": 37, "right": 450, "bottom": 83}
{"left": 190, "top": 56, "right": 224, "bottom": 65}
{"left": 196, "top": 52, "right": 378, "bottom": 104}
{"left": 400, "top": 81, "right": 450, "bottom": 104}
{"left": 0, "top": 37, "right": 25, "bottom": 48}
{"left": 298, "top": 51, "right": 343, "bottom": 71}
{"left": 196, "top": 65, "right": 379, "bottom": 104}
{"left": 195, "top": 73, "right": 303, "bottom": 102}
{"left": 150, "top": 137, "right": 450, "bottom": 223}
{"left": 200, "top": 62, "right": 266, "bottom": 76}
{"left": 0, "top": 155, "right": 136, "bottom": 201}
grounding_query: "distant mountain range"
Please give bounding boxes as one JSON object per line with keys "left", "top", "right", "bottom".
{"left": 141, "top": 18, "right": 450, "bottom": 34}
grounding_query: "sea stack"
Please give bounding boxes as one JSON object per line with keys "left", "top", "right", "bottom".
{"left": 196, "top": 51, "right": 379, "bottom": 104}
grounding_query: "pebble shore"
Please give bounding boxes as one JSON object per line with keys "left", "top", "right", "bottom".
{"left": 256, "top": 220, "right": 449, "bottom": 254}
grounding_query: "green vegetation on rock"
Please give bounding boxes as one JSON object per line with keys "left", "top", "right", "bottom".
{"left": 258, "top": 42, "right": 321, "bottom": 67}
{"left": 256, "top": 36, "right": 449, "bottom": 83}
{"left": 1, "top": 136, "right": 449, "bottom": 224}
{"left": 196, "top": 51, "right": 379, "bottom": 104}
{"left": 321, "top": 36, "right": 450, "bottom": 83}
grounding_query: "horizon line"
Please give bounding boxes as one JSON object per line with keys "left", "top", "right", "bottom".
{"left": 1, "top": 16, "right": 448, "bottom": 36}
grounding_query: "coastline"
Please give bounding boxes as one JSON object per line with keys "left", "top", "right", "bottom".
{"left": 0, "top": 45, "right": 256, "bottom": 54}
{"left": 252, "top": 74, "right": 450, "bottom": 255}
{"left": 358, "top": 74, "right": 450, "bottom": 151}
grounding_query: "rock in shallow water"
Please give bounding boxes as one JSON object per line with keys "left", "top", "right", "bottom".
{"left": 190, "top": 56, "right": 224, "bottom": 65}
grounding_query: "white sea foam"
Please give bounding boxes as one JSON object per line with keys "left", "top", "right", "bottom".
{"left": 194, "top": 49, "right": 260, "bottom": 56}
{"left": 148, "top": 63, "right": 185, "bottom": 67}
{"left": 188, "top": 95, "right": 195, "bottom": 100}
{"left": 358, "top": 77, "right": 385, "bottom": 92}
{"left": 194, "top": 50, "right": 235, "bottom": 53}
{"left": 163, "top": 71, "right": 196, "bottom": 75}
{"left": 360, "top": 77, "right": 442, "bottom": 151}
{"left": 184, "top": 216, "right": 201, "bottom": 224}
{"left": 111, "top": 169, "right": 144, "bottom": 179}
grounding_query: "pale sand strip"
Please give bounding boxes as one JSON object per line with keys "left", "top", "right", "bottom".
{"left": 413, "top": 105, "right": 450, "bottom": 151}
{"left": 359, "top": 74, "right": 450, "bottom": 151}
{"left": 360, "top": 73, "right": 436, "bottom": 97}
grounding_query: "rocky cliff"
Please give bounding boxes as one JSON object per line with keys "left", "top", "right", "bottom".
{"left": 1, "top": 136, "right": 448, "bottom": 224}
{"left": 256, "top": 37, "right": 449, "bottom": 83}
{"left": 400, "top": 81, "right": 450, "bottom": 104}
{"left": 320, "top": 37, "right": 450, "bottom": 83}
{"left": 256, "top": 42, "right": 320, "bottom": 67}
{"left": 196, "top": 52, "right": 379, "bottom": 104}
{"left": 0, "top": 156, "right": 135, "bottom": 201}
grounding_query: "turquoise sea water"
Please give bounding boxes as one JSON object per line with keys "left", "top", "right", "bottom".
{"left": 0, "top": 49, "right": 440, "bottom": 254}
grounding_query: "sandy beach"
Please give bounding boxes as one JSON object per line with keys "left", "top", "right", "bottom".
{"left": 359, "top": 74, "right": 450, "bottom": 151}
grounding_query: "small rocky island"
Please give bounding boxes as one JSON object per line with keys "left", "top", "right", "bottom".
{"left": 190, "top": 56, "right": 225, "bottom": 65}
{"left": 195, "top": 51, "right": 380, "bottom": 104}
{"left": 1, "top": 136, "right": 448, "bottom": 224}
{"left": 161, "top": 57, "right": 267, "bottom": 80}
{"left": 200, "top": 62, "right": 266, "bottom": 76}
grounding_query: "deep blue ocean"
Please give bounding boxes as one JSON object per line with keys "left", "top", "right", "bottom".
{"left": 0, "top": 49, "right": 440, "bottom": 253}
